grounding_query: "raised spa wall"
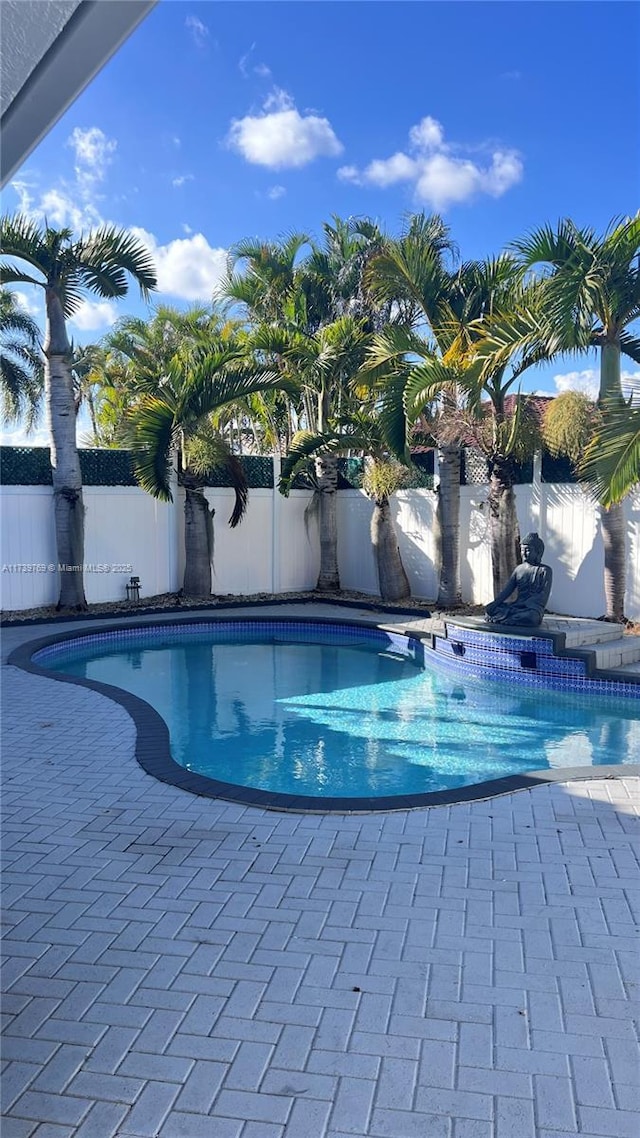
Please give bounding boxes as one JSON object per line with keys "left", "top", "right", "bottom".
{"left": 432, "top": 621, "right": 640, "bottom": 699}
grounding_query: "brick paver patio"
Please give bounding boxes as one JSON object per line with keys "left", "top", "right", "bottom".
{"left": 1, "top": 612, "right": 639, "bottom": 1137}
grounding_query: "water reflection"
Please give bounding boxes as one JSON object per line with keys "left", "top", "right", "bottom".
{"left": 47, "top": 630, "right": 640, "bottom": 798}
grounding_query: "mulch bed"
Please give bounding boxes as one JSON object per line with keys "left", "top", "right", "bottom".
{"left": 0, "top": 590, "right": 486, "bottom": 627}
{"left": 3, "top": 591, "right": 636, "bottom": 634}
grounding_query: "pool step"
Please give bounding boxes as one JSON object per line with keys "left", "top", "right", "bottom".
{"left": 559, "top": 622, "right": 626, "bottom": 647}
{"left": 590, "top": 635, "right": 640, "bottom": 672}
{"left": 607, "top": 658, "right": 640, "bottom": 678}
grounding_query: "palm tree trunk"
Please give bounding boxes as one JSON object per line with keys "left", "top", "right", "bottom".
{"left": 436, "top": 444, "right": 461, "bottom": 606}
{"left": 315, "top": 455, "right": 340, "bottom": 591}
{"left": 601, "top": 500, "right": 626, "bottom": 622}
{"left": 371, "top": 497, "right": 410, "bottom": 601}
{"left": 488, "top": 459, "right": 520, "bottom": 597}
{"left": 183, "top": 487, "right": 214, "bottom": 597}
{"left": 599, "top": 342, "right": 626, "bottom": 621}
{"left": 44, "top": 289, "right": 87, "bottom": 610}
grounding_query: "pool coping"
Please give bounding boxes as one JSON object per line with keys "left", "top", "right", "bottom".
{"left": 8, "top": 612, "right": 640, "bottom": 814}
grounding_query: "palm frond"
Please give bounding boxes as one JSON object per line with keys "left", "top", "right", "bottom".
{"left": 511, "top": 218, "right": 588, "bottom": 271}
{"left": 0, "top": 214, "right": 50, "bottom": 276}
{"left": 377, "top": 373, "right": 412, "bottom": 460}
{"left": 0, "top": 264, "right": 44, "bottom": 289}
{"left": 180, "top": 357, "right": 282, "bottom": 425}
{"left": 187, "top": 433, "right": 249, "bottom": 527}
{"left": 366, "top": 325, "right": 432, "bottom": 371}
{"left": 75, "top": 226, "right": 157, "bottom": 299}
{"left": 581, "top": 405, "right": 640, "bottom": 505}
{"left": 620, "top": 331, "right": 640, "bottom": 365}
{"left": 602, "top": 212, "right": 640, "bottom": 266}
{"left": 279, "top": 429, "right": 343, "bottom": 494}
{"left": 402, "top": 359, "right": 462, "bottom": 420}
{"left": 125, "top": 396, "right": 177, "bottom": 500}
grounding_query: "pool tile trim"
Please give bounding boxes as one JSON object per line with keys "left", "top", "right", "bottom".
{"left": 446, "top": 617, "right": 640, "bottom": 688}
{"left": 9, "top": 615, "right": 640, "bottom": 813}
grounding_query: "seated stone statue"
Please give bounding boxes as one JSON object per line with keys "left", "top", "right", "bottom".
{"left": 484, "top": 533, "right": 552, "bottom": 628}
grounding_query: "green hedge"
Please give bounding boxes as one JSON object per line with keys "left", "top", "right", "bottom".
{"left": 0, "top": 448, "right": 276, "bottom": 488}
{"left": 0, "top": 445, "right": 579, "bottom": 489}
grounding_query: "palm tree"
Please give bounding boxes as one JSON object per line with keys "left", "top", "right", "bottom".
{"left": 68, "top": 342, "right": 108, "bottom": 438}
{"left": 253, "top": 314, "right": 378, "bottom": 590}
{"left": 225, "top": 218, "right": 403, "bottom": 592}
{"left": 365, "top": 215, "right": 467, "bottom": 606}
{"left": 303, "top": 215, "right": 391, "bottom": 329}
{"left": 449, "top": 259, "right": 550, "bottom": 595}
{"left": 279, "top": 379, "right": 413, "bottom": 602}
{"left": 114, "top": 307, "right": 279, "bottom": 597}
{"left": 223, "top": 232, "right": 311, "bottom": 324}
{"left": 0, "top": 215, "right": 156, "bottom": 608}
{"left": 513, "top": 214, "right": 640, "bottom": 621}
{"left": 0, "top": 287, "right": 44, "bottom": 430}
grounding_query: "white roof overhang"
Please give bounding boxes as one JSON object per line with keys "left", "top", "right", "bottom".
{"left": 1, "top": 0, "right": 156, "bottom": 187}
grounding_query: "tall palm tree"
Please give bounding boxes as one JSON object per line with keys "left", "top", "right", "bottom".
{"left": 253, "top": 314, "right": 377, "bottom": 590}
{"left": 365, "top": 215, "right": 465, "bottom": 605}
{"left": 68, "top": 342, "right": 108, "bottom": 438}
{"left": 303, "top": 215, "right": 390, "bottom": 330}
{"left": 448, "top": 259, "right": 550, "bottom": 595}
{"left": 224, "top": 222, "right": 385, "bottom": 591}
{"left": 278, "top": 338, "right": 413, "bottom": 601}
{"left": 0, "top": 287, "right": 43, "bottom": 430}
{"left": 114, "top": 307, "right": 279, "bottom": 597}
{"left": 0, "top": 215, "right": 156, "bottom": 608}
{"left": 513, "top": 214, "right": 640, "bottom": 621}
{"left": 223, "top": 232, "right": 311, "bottom": 324}
{"left": 371, "top": 254, "right": 554, "bottom": 598}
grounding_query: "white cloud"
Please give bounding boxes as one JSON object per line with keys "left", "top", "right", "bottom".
{"left": 130, "top": 228, "right": 228, "bottom": 301}
{"left": 69, "top": 299, "right": 119, "bottom": 332}
{"left": 239, "top": 43, "right": 271, "bottom": 80}
{"left": 227, "top": 89, "right": 343, "bottom": 169}
{"left": 553, "top": 369, "right": 599, "bottom": 399}
{"left": 68, "top": 126, "right": 116, "bottom": 190}
{"left": 409, "top": 116, "right": 444, "bottom": 152}
{"left": 172, "top": 174, "right": 194, "bottom": 188}
{"left": 552, "top": 367, "right": 640, "bottom": 404}
{"left": 186, "top": 14, "right": 209, "bottom": 47}
{"left": 481, "top": 150, "right": 524, "bottom": 196}
{"left": 357, "top": 152, "right": 417, "bottom": 188}
{"left": 239, "top": 43, "right": 256, "bottom": 78}
{"left": 11, "top": 125, "right": 118, "bottom": 234}
{"left": 267, "top": 185, "right": 286, "bottom": 200}
{"left": 623, "top": 370, "right": 640, "bottom": 404}
{"left": 0, "top": 424, "right": 49, "bottom": 447}
{"left": 13, "top": 290, "right": 42, "bottom": 318}
{"left": 39, "top": 186, "right": 102, "bottom": 231}
{"left": 337, "top": 164, "right": 361, "bottom": 184}
{"left": 343, "top": 115, "right": 523, "bottom": 210}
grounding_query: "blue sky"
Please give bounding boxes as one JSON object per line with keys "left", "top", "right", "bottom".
{"left": 3, "top": 0, "right": 639, "bottom": 443}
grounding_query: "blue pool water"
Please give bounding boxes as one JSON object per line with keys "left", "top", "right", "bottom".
{"left": 41, "top": 622, "right": 639, "bottom": 798}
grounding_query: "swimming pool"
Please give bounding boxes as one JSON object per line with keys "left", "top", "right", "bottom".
{"left": 32, "top": 619, "right": 640, "bottom": 806}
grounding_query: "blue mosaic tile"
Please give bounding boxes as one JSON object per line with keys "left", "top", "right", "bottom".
{"left": 32, "top": 618, "right": 640, "bottom": 700}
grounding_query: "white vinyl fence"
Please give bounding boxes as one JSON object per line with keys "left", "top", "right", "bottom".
{"left": 2, "top": 462, "right": 639, "bottom": 619}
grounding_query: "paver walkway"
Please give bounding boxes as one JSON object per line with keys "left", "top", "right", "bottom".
{"left": 2, "top": 612, "right": 639, "bottom": 1137}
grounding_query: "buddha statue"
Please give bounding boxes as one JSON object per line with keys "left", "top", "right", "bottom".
{"left": 484, "top": 532, "right": 552, "bottom": 628}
